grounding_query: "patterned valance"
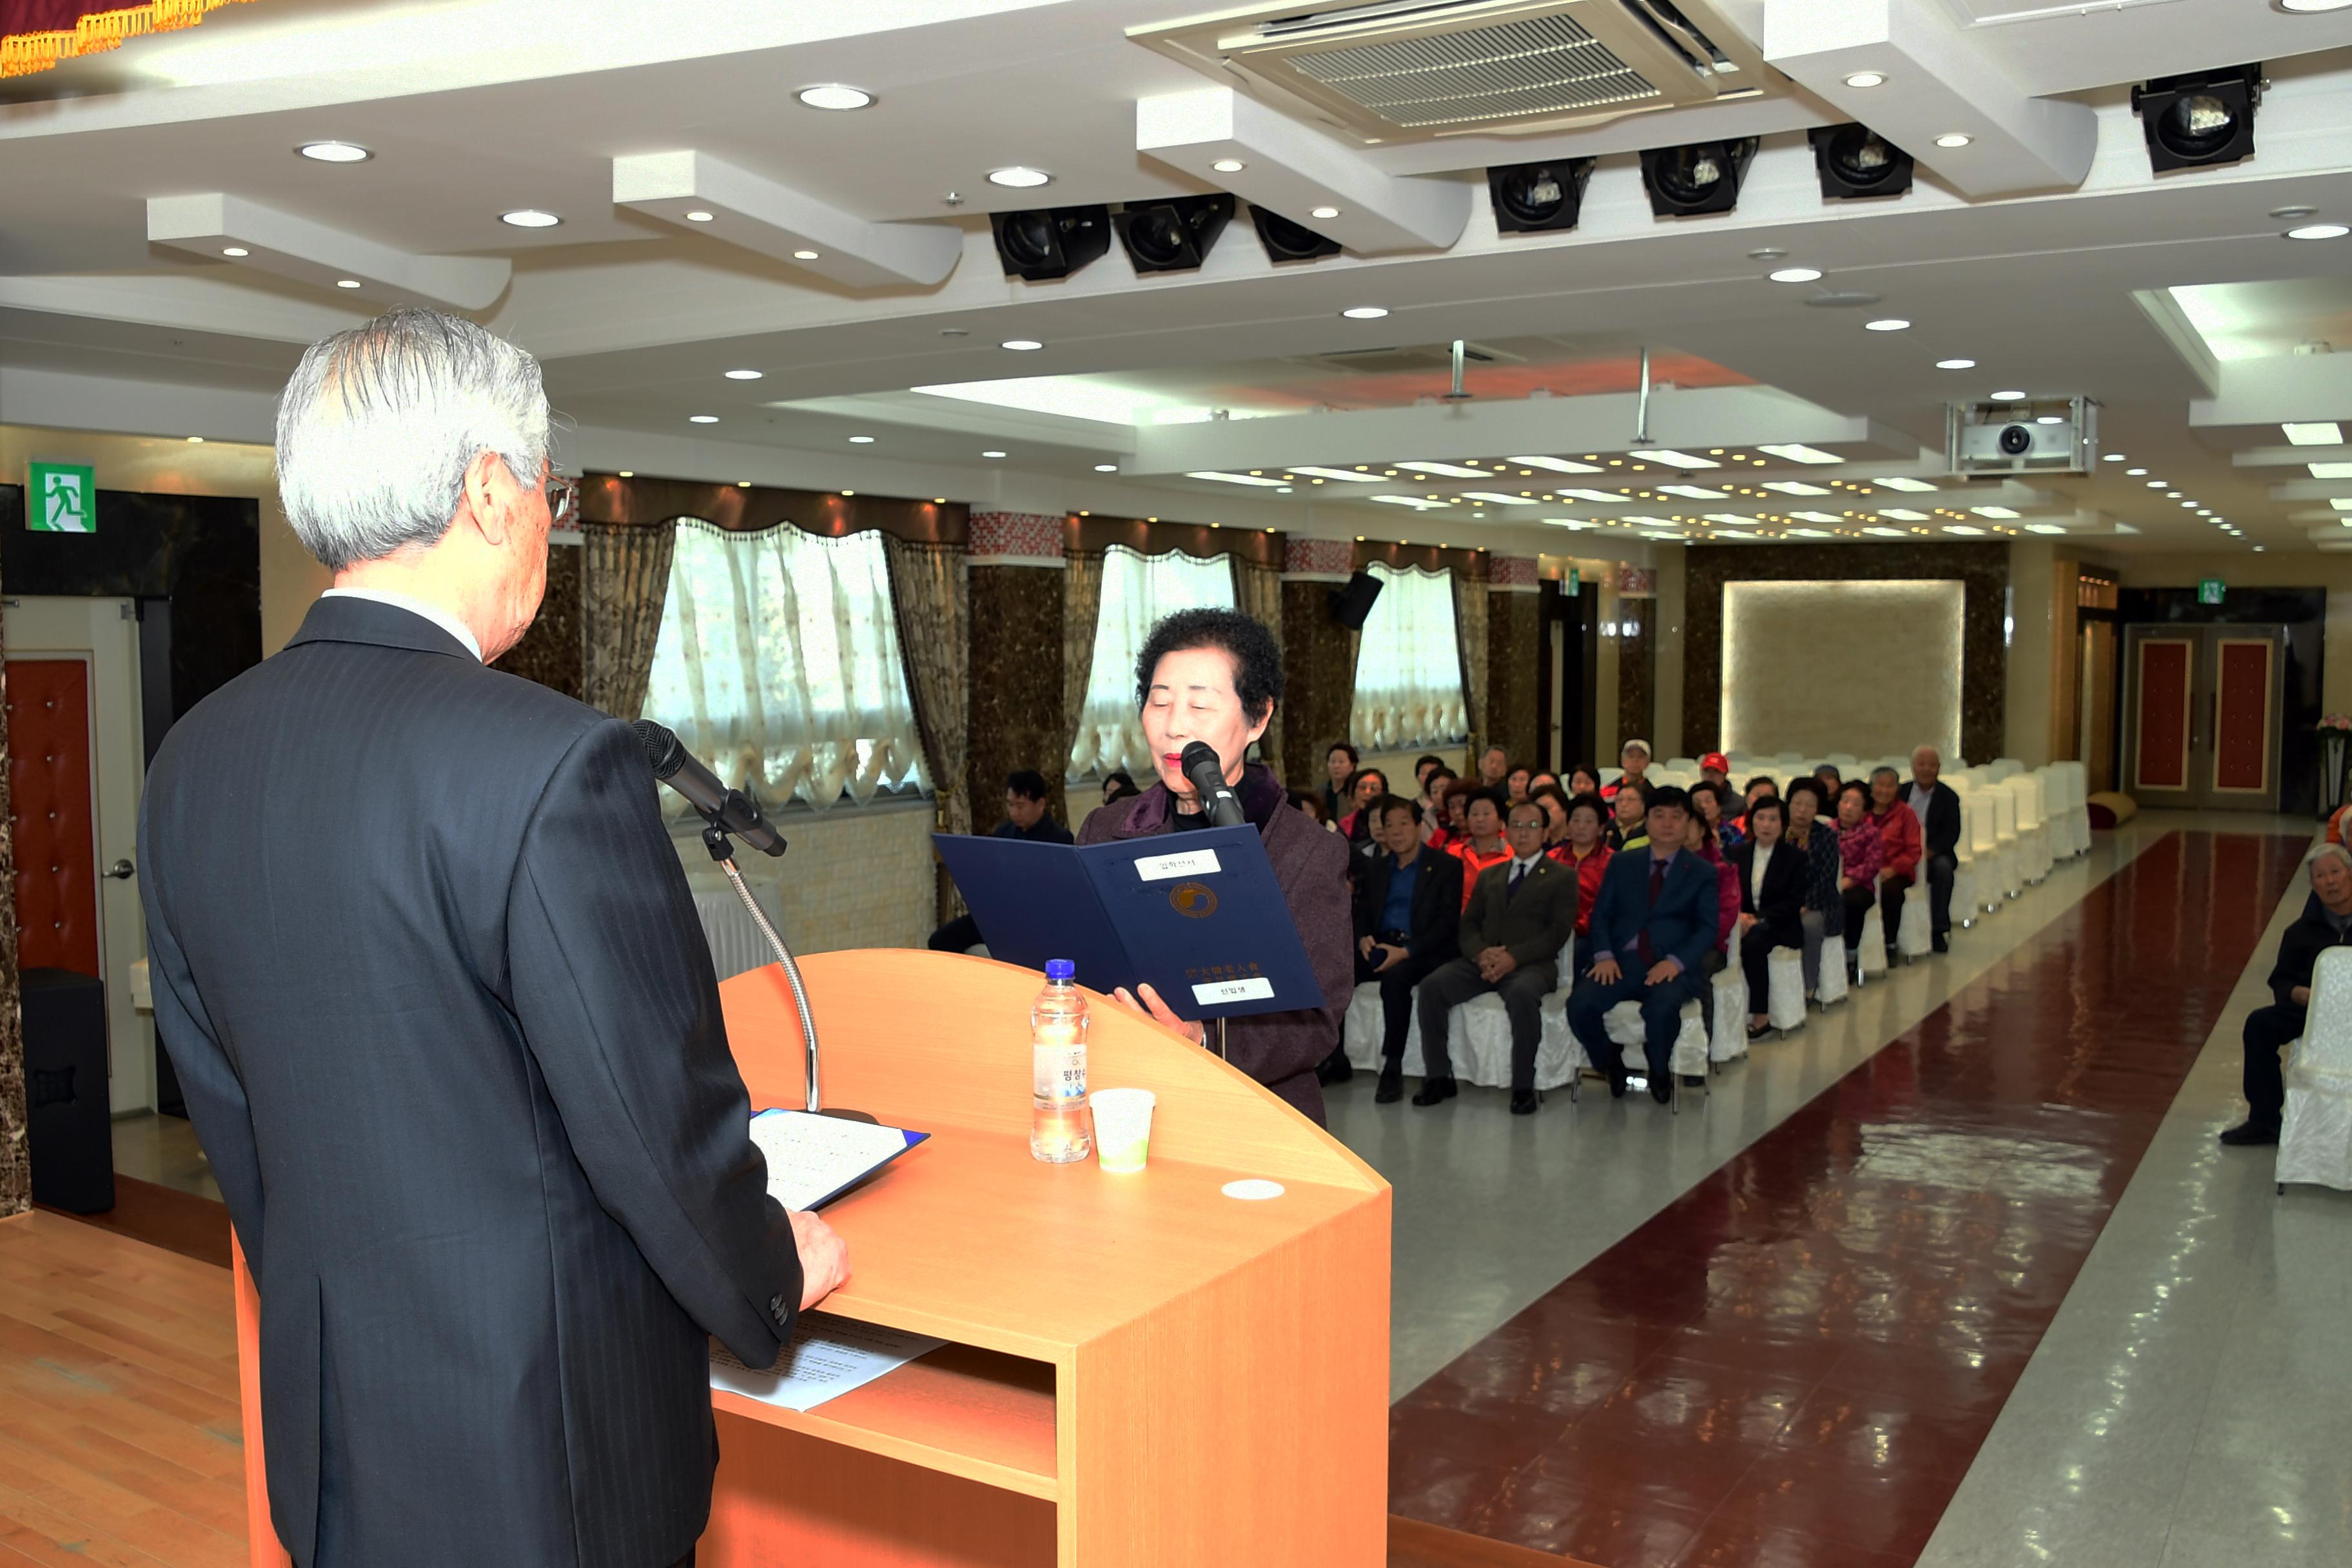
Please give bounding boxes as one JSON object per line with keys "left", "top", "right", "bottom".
{"left": 1, "top": 0, "right": 256, "bottom": 77}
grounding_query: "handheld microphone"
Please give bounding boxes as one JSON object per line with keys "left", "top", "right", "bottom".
{"left": 630, "top": 720, "right": 787, "bottom": 857}
{"left": 1179, "top": 741, "right": 1247, "bottom": 828}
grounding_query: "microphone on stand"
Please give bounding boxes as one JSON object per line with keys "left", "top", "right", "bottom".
{"left": 631, "top": 720, "right": 786, "bottom": 856}
{"left": 1180, "top": 741, "right": 1247, "bottom": 828}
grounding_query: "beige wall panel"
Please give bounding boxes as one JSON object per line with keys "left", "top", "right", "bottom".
{"left": 1723, "top": 580, "right": 1964, "bottom": 760}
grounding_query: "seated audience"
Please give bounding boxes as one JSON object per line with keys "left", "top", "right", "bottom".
{"left": 1567, "top": 763, "right": 1605, "bottom": 799}
{"left": 1834, "top": 779, "right": 1885, "bottom": 979}
{"left": 1602, "top": 739, "right": 1652, "bottom": 801}
{"left": 928, "top": 770, "right": 1075, "bottom": 952}
{"left": 1690, "top": 779, "right": 1741, "bottom": 854}
{"left": 1604, "top": 778, "right": 1651, "bottom": 853}
{"left": 1731, "top": 797, "right": 1807, "bottom": 1039}
{"left": 1330, "top": 794, "right": 1464, "bottom": 1099}
{"left": 1783, "top": 778, "right": 1844, "bottom": 994}
{"left": 1419, "top": 767, "right": 1458, "bottom": 844}
{"left": 1100, "top": 769, "right": 1141, "bottom": 807}
{"left": 1680, "top": 805, "right": 1740, "bottom": 1050}
{"left": 1412, "top": 800, "right": 1579, "bottom": 1115}
{"left": 1868, "top": 765, "right": 1925, "bottom": 961}
{"left": 1814, "top": 762, "right": 1844, "bottom": 800}
{"left": 1533, "top": 783, "right": 1571, "bottom": 848}
{"left": 2222, "top": 845, "right": 2352, "bottom": 1146}
{"left": 1906, "top": 745, "right": 1963, "bottom": 953}
{"left": 1505, "top": 763, "right": 1533, "bottom": 805}
{"left": 1550, "top": 794, "right": 1613, "bottom": 936}
{"left": 1530, "top": 770, "right": 1561, "bottom": 799}
{"left": 1476, "top": 744, "right": 1511, "bottom": 789}
{"left": 1290, "top": 789, "right": 1333, "bottom": 829}
{"left": 1449, "top": 789, "right": 1513, "bottom": 906}
{"left": 1698, "top": 750, "right": 1730, "bottom": 789}
{"left": 1734, "top": 775, "right": 1778, "bottom": 838}
{"left": 1431, "top": 776, "right": 1476, "bottom": 851}
{"left": 1323, "top": 741, "right": 1359, "bottom": 821}
{"left": 1337, "top": 766, "right": 1389, "bottom": 845}
{"left": 1567, "top": 787, "right": 1719, "bottom": 1104}
{"left": 1413, "top": 754, "right": 1446, "bottom": 796}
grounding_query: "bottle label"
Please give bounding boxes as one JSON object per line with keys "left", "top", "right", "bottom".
{"left": 1034, "top": 1038, "right": 1087, "bottom": 1102}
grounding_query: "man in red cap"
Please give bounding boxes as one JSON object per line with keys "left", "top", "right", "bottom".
{"left": 1699, "top": 751, "right": 1730, "bottom": 788}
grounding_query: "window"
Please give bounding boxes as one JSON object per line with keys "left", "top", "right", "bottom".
{"left": 1351, "top": 562, "right": 1465, "bottom": 750}
{"left": 643, "top": 521, "right": 925, "bottom": 808}
{"left": 1069, "top": 547, "right": 1235, "bottom": 779}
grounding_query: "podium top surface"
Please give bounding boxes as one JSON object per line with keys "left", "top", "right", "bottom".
{"left": 718, "top": 950, "right": 1386, "bottom": 1361}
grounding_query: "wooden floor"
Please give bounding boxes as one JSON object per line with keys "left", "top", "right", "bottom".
{"left": 0, "top": 1210, "right": 247, "bottom": 1568}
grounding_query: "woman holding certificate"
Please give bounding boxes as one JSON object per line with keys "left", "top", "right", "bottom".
{"left": 1079, "top": 609, "right": 1354, "bottom": 1124}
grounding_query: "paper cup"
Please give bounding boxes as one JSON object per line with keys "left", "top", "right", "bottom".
{"left": 1092, "top": 1088, "right": 1156, "bottom": 1173}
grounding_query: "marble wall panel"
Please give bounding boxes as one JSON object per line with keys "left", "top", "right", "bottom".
{"left": 1617, "top": 612, "right": 1656, "bottom": 754}
{"left": 496, "top": 539, "right": 583, "bottom": 700}
{"left": 1487, "top": 590, "right": 1544, "bottom": 769}
{"left": 1282, "top": 580, "right": 1358, "bottom": 790}
{"left": 1722, "top": 580, "right": 1965, "bottom": 759}
{"left": 967, "top": 564, "right": 1070, "bottom": 830}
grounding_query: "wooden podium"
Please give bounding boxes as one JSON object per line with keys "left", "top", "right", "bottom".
{"left": 231, "top": 950, "right": 1391, "bottom": 1566}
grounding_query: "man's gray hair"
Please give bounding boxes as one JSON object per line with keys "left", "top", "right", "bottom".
{"left": 276, "top": 306, "right": 550, "bottom": 572}
{"left": 2310, "top": 843, "right": 2352, "bottom": 876}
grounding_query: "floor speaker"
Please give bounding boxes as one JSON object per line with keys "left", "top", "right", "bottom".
{"left": 23, "top": 967, "right": 115, "bottom": 1214}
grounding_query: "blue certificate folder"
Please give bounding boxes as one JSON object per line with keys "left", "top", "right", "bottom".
{"left": 931, "top": 825, "right": 1324, "bottom": 1021}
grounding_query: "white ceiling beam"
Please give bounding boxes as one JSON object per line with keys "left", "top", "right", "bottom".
{"left": 146, "top": 193, "right": 511, "bottom": 310}
{"left": 612, "top": 151, "right": 962, "bottom": 289}
{"left": 2192, "top": 356, "right": 2352, "bottom": 429}
{"left": 1761, "top": 0, "right": 2097, "bottom": 198}
{"left": 1136, "top": 88, "right": 1473, "bottom": 257}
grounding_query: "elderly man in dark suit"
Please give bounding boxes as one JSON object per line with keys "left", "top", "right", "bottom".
{"left": 2222, "top": 845, "right": 2352, "bottom": 1146}
{"left": 1339, "top": 794, "right": 1464, "bottom": 1102}
{"left": 1907, "top": 745, "right": 1966, "bottom": 952}
{"left": 1412, "top": 799, "right": 1580, "bottom": 1115}
{"left": 137, "top": 307, "right": 846, "bottom": 1568}
{"left": 1567, "top": 785, "right": 1721, "bottom": 1105}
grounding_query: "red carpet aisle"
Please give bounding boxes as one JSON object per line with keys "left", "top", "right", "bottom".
{"left": 1387, "top": 832, "right": 2309, "bottom": 1567}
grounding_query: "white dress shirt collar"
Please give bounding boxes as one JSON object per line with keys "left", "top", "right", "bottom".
{"left": 321, "top": 587, "right": 484, "bottom": 662}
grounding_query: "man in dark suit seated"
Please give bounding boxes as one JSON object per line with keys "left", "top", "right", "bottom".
{"left": 930, "top": 769, "right": 1074, "bottom": 952}
{"left": 2222, "top": 845, "right": 2352, "bottom": 1146}
{"left": 1730, "top": 796, "right": 1809, "bottom": 1039}
{"left": 137, "top": 307, "right": 846, "bottom": 1568}
{"left": 1411, "top": 799, "right": 1580, "bottom": 1116}
{"left": 1567, "top": 785, "right": 1720, "bottom": 1104}
{"left": 1333, "top": 794, "right": 1464, "bottom": 1102}
{"left": 1906, "top": 745, "right": 1965, "bottom": 953}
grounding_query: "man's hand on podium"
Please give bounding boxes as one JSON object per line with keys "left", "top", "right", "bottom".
{"left": 790, "top": 1209, "right": 852, "bottom": 1310}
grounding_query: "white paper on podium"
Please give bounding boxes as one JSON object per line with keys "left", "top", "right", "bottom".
{"left": 748, "top": 1108, "right": 926, "bottom": 1212}
{"left": 709, "top": 1313, "right": 945, "bottom": 1412}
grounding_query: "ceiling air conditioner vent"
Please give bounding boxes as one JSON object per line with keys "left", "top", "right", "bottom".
{"left": 1133, "top": 0, "right": 1773, "bottom": 144}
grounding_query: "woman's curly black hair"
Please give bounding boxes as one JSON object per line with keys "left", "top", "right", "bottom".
{"left": 1132, "top": 607, "right": 1284, "bottom": 723}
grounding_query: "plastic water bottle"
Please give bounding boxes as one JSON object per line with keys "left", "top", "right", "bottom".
{"left": 1030, "top": 959, "right": 1092, "bottom": 1164}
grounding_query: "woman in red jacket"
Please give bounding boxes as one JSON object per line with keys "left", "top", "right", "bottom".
{"left": 1867, "top": 765, "right": 1924, "bottom": 967}
{"left": 1548, "top": 792, "right": 1614, "bottom": 937}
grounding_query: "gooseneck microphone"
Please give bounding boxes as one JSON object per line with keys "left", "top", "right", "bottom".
{"left": 631, "top": 720, "right": 786, "bottom": 857}
{"left": 1179, "top": 741, "right": 1247, "bottom": 828}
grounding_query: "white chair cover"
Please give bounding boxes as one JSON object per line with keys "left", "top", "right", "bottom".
{"left": 1342, "top": 934, "right": 1580, "bottom": 1090}
{"left": 1767, "top": 946, "right": 1808, "bottom": 1032}
{"left": 1990, "top": 787, "right": 2022, "bottom": 899}
{"left": 1601, "top": 998, "right": 1710, "bottom": 1081}
{"left": 1710, "top": 926, "right": 1749, "bottom": 1064}
{"left": 1897, "top": 881, "right": 1934, "bottom": 959}
{"left": 1816, "top": 932, "right": 1850, "bottom": 1006}
{"left": 1859, "top": 903, "right": 1888, "bottom": 977}
{"left": 2279, "top": 949, "right": 2352, "bottom": 1192}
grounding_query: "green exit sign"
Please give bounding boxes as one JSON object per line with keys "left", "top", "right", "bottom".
{"left": 27, "top": 461, "right": 95, "bottom": 533}
{"left": 2197, "top": 578, "right": 2226, "bottom": 605}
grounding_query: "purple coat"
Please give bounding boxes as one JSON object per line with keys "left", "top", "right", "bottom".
{"left": 1079, "top": 763, "right": 1352, "bottom": 1124}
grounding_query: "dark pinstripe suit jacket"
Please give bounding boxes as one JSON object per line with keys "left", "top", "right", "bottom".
{"left": 137, "top": 596, "right": 800, "bottom": 1568}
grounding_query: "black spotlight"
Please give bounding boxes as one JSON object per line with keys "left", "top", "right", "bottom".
{"left": 1486, "top": 159, "right": 1596, "bottom": 234}
{"left": 1809, "top": 124, "right": 1913, "bottom": 200}
{"left": 989, "top": 205, "right": 1112, "bottom": 282}
{"left": 2132, "top": 64, "right": 2262, "bottom": 172}
{"left": 1248, "top": 204, "right": 1342, "bottom": 264}
{"left": 1113, "top": 194, "right": 1234, "bottom": 275}
{"left": 1638, "top": 138, "right": 1758, "bottom": 217}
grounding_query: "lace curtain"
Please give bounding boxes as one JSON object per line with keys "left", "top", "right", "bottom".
{"left": 1068, "top": 546, "right": 1236, "bottom": 779}
{"left": 642, "top": 520, "right": 925, "bottom": 810}
{"left": 1351, "top": 562, "right": 1467, "bottom": 750}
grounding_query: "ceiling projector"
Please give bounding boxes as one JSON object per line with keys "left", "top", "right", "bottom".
{"left": 1947, "top": 397, "right": 2097, "bottom": 476}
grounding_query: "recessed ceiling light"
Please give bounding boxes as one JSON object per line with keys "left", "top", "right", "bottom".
{"left": 988, "top": 167, "right": 1052, "bottom": 189}
{"left": 1944, "top": 524, "right": 1986, "bottom": 535}
{"left": 618, "top": 470, "right": 634, "bottom": 478}
{"left": 298, "top": 141, "right": 371, "bottom": 163}
{"left": 1877, "top": 476, "right": 1937, "bottom": 492}
{"left": 849, "top": 435, "right": 875, "bottom": 444}
{"left": 2311, "top": 460, "right": 2352, "bottom": 478}
{"left": 738, "top": 480, "right": 752, "bottom": 488}
{"left": 797, "top": 84, "right": 873, "bottom": 111}
{"left": 186, "top": 435, "right": 204, "bottom": 444}
{"left": 792, "top": 249, "right": 820, "bottom": 260}
{"left": 1845, "top": 71, "right": 1886, "bottom": 88}
{"left": 2026, "top": 523, "right": 2066, "bottom": 534}
{"left": 1311, "top": 205, "right": 1340, "bottom": 219}
{"left": 220, "top": 246, "right": 248, "bottom": 257}
{"left": 1934, "top": 133, "right": 1973, "bottom": 149}
{"left": 1865, "top": 318, "right": 1910, "bottom": 331}
{"left": 1001, "top": 338, "right": 1043, "bottom": 351}
{"left": 723, "top": 369, "right": 763, "bottom": 380}
{"left": 2280, "top": 1, "right": 2352, "bottom": 12}
{"left": 1342, "top": 306, "right": 1389, "bottom": 319}
{"left": 2035, "top": 414, "right": 2066, "bottom": 424}
{"left": 842, "top": 489, "right": 856, "bottom": 496}
{"left": 2167, "top": 490, "right": 2184, "bottom": 498}
{"left": 2126, "top": 467, "right": 2148, "bottom": 475}
{"left": 1211, "top": 158, "right": 1246, "bottom": 173}
{"left": 2102, "top": 452, "right": 2127, "bottom": 461}
{"left": 1093, "top": 464, "right": 1118, "bottom": 472}
{"left": 2286, "top": 222, "right": 2350, "bottom": 240}
{"left": 1769, "top": 266, "right": 1823, "bottom": 283}
{"left": 1936, "top": 358, "right": 1975, "bottom": 369}
{"left": 500, "top": 210, "right": 561, "bottom": 228}
{"left": 1972, "top": 505, "right": 2020, "bottom": 518}
{"left": 1757, "top": 444, "right": 1844, "bottom": 464}
{"left": 1992, "top": 389, "right": 2026, "bottom": 400}
{"left": 2284, "top": 421, "right": 2344, "bottom": 444}
{"left": 982, "top": 449, "right": 1007, "bottom": 458}
{"left": 689, "top": 415, "right": 719, "bottom": 424}
{"left": 335, "top": 279, "right": 362, "bottom": 289}
{"left": 2146, "top": 480, "right": 2168, "bottom": 488}
{"left": 684, "top": 210, "right": 715, "bottom": 222}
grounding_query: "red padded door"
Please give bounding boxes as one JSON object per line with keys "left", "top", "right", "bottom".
{"left": 6, "top": 658, "right": 101, "bottom": 976}
{"left": 2133, "top": 638, "right": 2193, "bottom": 793}
{"left": 2211, "top": 638, "right": 2275, "bottom": 795}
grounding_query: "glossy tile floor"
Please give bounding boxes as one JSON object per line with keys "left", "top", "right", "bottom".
{"left": 1338, "top": 823, "right": 2323, "bottom": 1566}
{"left": 112, "top": 1108, "right": 224, "bottom": 1202}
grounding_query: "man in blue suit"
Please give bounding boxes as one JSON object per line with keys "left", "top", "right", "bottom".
{"left": 1567, "top": 785, "right": 1720, "bottom": 1104}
